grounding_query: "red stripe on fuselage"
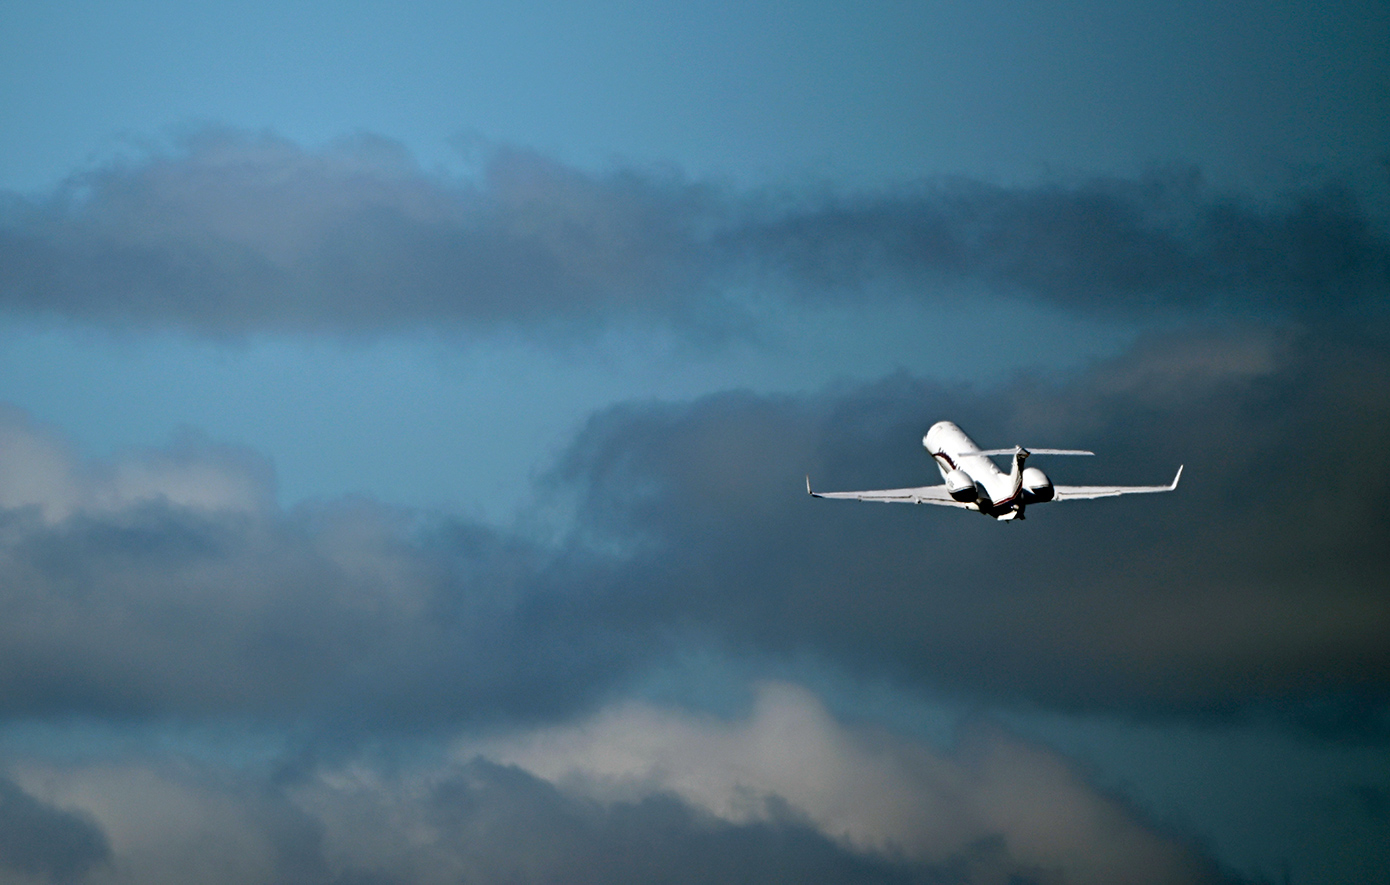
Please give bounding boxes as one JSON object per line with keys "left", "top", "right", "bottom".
{"left": 931, "top": 450, "right": 1021, "bottom": 516}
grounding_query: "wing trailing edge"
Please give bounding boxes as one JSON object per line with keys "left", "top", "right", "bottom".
{"left": 806, "top": 476, "right": 975, "bottom": 507}
{"left": 1052, "top": 465, "right": 1183, "bottom": 500}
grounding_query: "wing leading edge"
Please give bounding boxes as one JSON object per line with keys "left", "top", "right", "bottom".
{"left": 1052, "top": 465, "right": 1183, "bottom": 500}
{"left": 805, "top": 477, "right": 976, "bottom": 508}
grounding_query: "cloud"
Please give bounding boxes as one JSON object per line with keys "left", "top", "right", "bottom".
{"left": 0, "top": 318, "right": 1384, "bottom": 731}
{"left": 0, "top": 130, "right": 716, "bottom": 336}
{"left": 11, "top": 761, "right": 331, "bottom": 885}
{"left": 458, "top": 682, "right": 1227, "bottom": 885}
{"left": 546, "top": 319, "right": 1390, "bottom": 720}
{"left": 0, "top": 406, "right": 643, "bottom": 726}
{"left": 1, "top": 131, "right": 1384, "bottom": 336}
{"left": 0, "top": 775, "right": 110, "bottom": 883}
{"left": 7, "top": 684, "right": 1234, "bottom": 885}
{"left": 1, "top": 124, "right": 1383, "bottom": 885}
{"left": 737, "top": 172, "right": 1389, "bottom": 318}
{"left": 15, "top": 753, "right": 922, "bottom": 885}
{"left": 0, "top": 501, "right": 641, "bottom": 727}
{"left": 0, "top": 407, "right": 274, "bottom": 523}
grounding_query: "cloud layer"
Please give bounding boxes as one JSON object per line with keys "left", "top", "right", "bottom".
{"left": 460, "top": 682, "right": 1226, "bottom": 884}
{"left": 0, "top": 776, "right": 110, "bottom": 883}
{"left": 3, "top": 130, "right": 1387, "bottom": 882}
{"left": 2, "top": 130, "right": 1384, "bottom": 336}
{"left": 0, "top": 318, "right": 1385, "bottom": 732}
{"left": 7, "top": 685, "right": 1232, "bottom": 885}
{"left": 0, "top": 407, "right": 641, "bottom": 726}
{"left": 551, "top": 320, "right": 1390, "bottom": 718}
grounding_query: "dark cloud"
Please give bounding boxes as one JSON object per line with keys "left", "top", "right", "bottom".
{"left": 547, "top": 319, "right": 1390, "bottom": 722}
{"left": 338, "top": 749, "right": 1235, "bottom": 885}
{"left": 4, "top": 738, "right": 1237, "bottom": 885}
{"left": 739, "top": 172, "right": 1389, "bottom": 318}
{"left": 1, "top": 131, "right": 1384, "bottom": 336}
{"left": 0, "top": 776, "right": 109, "bottom": 883}
{"left": 0, "top": 406, "right": 647, "bottom": 728}
{"left": 0, "top": 130, "right": 718, "bottom": 336}
{"left": 0, "top": 320, "right": 1385, "bottom": 732}
{"left": 0, "top": 500, "right": 642, "bottom": 728}
{"left": 454, "top": 684, "right": 1242, "bottom": 885}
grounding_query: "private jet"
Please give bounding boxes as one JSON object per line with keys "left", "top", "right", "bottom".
{"left": 807, "top": 420, "right": 1181, "bottom": 521}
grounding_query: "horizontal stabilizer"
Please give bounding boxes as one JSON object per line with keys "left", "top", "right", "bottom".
{"left": 970, "top": 447, "right": 1094, "bottom": 457}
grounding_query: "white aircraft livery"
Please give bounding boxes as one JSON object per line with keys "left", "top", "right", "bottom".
{"left": 808, "top": 420, "right": 1182, "bottom": 521}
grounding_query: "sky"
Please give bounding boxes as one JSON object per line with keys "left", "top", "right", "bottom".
{"left": 0, "top": 1, "right": 1387, "bottom": 883}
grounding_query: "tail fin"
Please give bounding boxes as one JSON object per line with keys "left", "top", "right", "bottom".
{"left": 1008, "top": 448, "right": 1029, "bottom": 500}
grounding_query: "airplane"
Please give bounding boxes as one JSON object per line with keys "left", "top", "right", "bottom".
{"left": 807, "top": 420, "right": 1181, "bottom": 521}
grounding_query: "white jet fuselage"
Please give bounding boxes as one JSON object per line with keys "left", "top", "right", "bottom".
{"left": 924, "top": 421, "right": 1039, "bottom": 519}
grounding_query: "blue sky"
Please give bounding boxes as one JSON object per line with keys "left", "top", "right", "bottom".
{"left": 6, "top": 0, "right": 1387, "bottom": 192}
{"left": 1, "top": 2, "right": 1388, "bottom": 883}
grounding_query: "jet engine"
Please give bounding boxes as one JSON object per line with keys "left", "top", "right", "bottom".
{"left": 1021, "top": 467, "right": 1054, "bottom": 503}
{"left": 943, "top": 468, "right": 978, "bottom": 502}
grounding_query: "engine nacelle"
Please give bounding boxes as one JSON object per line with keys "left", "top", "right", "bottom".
{"left": 1021, "top": 466, "right": 1054, "bottom": 503}
{"left": 943, "top": 468, "right": 978, "bottom": 502}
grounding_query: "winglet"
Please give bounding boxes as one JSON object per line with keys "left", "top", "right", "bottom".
{"left": 806, "top": 475, "right": 813, "bottom": 496}
{"left": 1170, "top": 465, "right": 1184, "bottom": 490}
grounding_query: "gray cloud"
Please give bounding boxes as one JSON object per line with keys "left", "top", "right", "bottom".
{"left": 0, "top": 501, "right": 637, "bottom": 727}
{"left": 0, "top": 130, "right": 716, "bottom": 336}
{"left": 457, "top": 683, "right": 1233, "bottom": 885}
{"left": 0, "top": 408, "right": 642, "bottom": 728}
{"left": 8, "top": 704, "right": 1237, "bottom": 885}
{"left": 1, "top": 131, "right": 1384, "bottom": 336}
{"left": 547, "top": 319, "right": 1390, "bottom": 722}
{"left": 737, "top": 172, "right": 1389, "bottom": 318}
{"left": 421, "top": 760, "right": 934, "bottom": 885}
{"left": 0, "top": 294, "right": 1377, "bottom": 882}
{"left": 0, "top": 776, "right": 110, "bottom": 883}
{"left": 0, "top": 319, "right": 1384, "bottom": 731}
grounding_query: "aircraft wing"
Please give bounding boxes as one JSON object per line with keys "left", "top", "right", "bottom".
{"left": 1052, "top": 466, "right": 1183, "bottom": 500}
{"left": 806, "top": 477, "right": 976, "bottom": 508}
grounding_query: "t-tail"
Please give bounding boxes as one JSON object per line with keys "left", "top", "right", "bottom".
{"left": 973, "top": 445, "right": 1094, "bottom": 499}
